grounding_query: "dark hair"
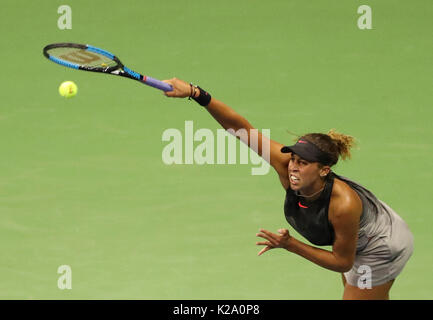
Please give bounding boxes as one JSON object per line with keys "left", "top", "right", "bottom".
{"left": 300, "top": 129, "right": 356, "bottom": 166}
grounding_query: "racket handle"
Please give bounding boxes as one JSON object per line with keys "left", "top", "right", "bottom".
{"left": 143, "top": 76, "right": 173, "bottom": 92}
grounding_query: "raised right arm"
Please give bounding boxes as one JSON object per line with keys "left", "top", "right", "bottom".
{"left": 163, "top": 78, "right": 291, "bottom": 188}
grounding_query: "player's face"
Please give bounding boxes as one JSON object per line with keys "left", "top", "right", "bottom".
{"left": 287, "top": 153, "right": 321, "bottom": 191}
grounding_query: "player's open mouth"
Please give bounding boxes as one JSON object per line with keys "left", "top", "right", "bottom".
{"left": 290, "top": 174, "right": 300, "bottom": 184}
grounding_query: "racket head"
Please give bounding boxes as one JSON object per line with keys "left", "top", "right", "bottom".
{"left": 43, "top": 43, "right": 173, "bottom": 91}
{"left": 43, "top": 43, "right": 122, "bottom": 73}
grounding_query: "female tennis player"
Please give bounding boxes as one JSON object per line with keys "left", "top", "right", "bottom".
{"left": 162, "top": 78, "right": 414, "bottom": 300}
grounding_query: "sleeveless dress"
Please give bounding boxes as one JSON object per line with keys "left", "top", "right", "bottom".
{"left": 284, "top": 172, "right": 414, "bottom": 287}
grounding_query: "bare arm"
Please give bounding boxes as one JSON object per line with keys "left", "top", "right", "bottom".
{"left": 256, "top": 192, "right": 361, "bottom": 273}
{"left": 163, "top": 78, "right": 290, "bottom": 182}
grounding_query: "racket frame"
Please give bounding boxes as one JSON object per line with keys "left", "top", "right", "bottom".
{"left": 43, "top": 43, "right": 172, "bottom": 91}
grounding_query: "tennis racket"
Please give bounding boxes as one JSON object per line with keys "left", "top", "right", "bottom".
{"left": 43, "top": 43, "right": 173, "bottom": 92}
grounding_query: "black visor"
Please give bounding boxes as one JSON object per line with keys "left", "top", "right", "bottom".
{"left": 281, "top": 138, "right": 334, "bottom": 165}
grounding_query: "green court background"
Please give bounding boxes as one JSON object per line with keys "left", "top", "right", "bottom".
{"left": 0, "top": 0, "right": 432, "bottom": 299}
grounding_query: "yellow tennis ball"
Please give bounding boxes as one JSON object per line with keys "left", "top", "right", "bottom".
{"left": 59, "top": 81, "right": 78, "bottom": 98}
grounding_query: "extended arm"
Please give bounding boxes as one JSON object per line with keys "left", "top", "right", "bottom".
{"left": 163, "top": 78, "right": 290, "bottom": 179}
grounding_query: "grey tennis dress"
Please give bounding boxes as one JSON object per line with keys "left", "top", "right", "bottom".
{"left": 284, "top": 172, "right": 414, "bottom": 287}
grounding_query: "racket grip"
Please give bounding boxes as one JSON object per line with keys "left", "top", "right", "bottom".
{"left": 143, "top": 76, "right": 173, "bottom": 92}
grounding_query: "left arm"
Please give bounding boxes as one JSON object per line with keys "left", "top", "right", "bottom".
{"left": 256, "top": 196, "right": 361, "bottom": 273}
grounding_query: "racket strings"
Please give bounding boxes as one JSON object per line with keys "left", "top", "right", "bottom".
{"left": 47, "top": 47, "right": 117, "bottom": 69}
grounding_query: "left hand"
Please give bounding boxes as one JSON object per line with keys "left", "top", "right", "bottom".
{"left": 256, "top": 228, "right": 292, "bottom": 256}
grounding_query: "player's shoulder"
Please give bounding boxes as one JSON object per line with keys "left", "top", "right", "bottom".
{"left": 329, "top": 177, "right": 362, "bottom": 219}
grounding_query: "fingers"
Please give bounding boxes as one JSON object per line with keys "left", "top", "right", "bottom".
{"left": 162, "top": 80, "right": 175, "bottom": 97}
{"left": 256, "top": 228, "right": 274, "bottom": 255}
{"left": 256, "top": 228, "right": 291, "bottom": 255}
{"left": 162, "top": 78, "right": 177, "bottom": 86}
{"left": 257, "top": 246, "right": 272, "bottom": 256}
{"left": 278, "top": 228, "right": 289, "bottom": 236}
{"left": 256, "top": 227, "right": 291, "bottom": 254}
{"left": 256, "top": 241, "right": 271, "bottom": 246}
{"left": 164, "top": 90, "right": 176, "bottom": 97}
{"left": 256, "top": 229, "right": 278, "bottom": 246}
{"left": 256, "top": 233, "right": 277, "bottom": 247}
{"left": 259, "top": 228, "right": 277, "bottom": 238}
{"left": 162, "top": 77, "right": 191, "bottom": 98}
